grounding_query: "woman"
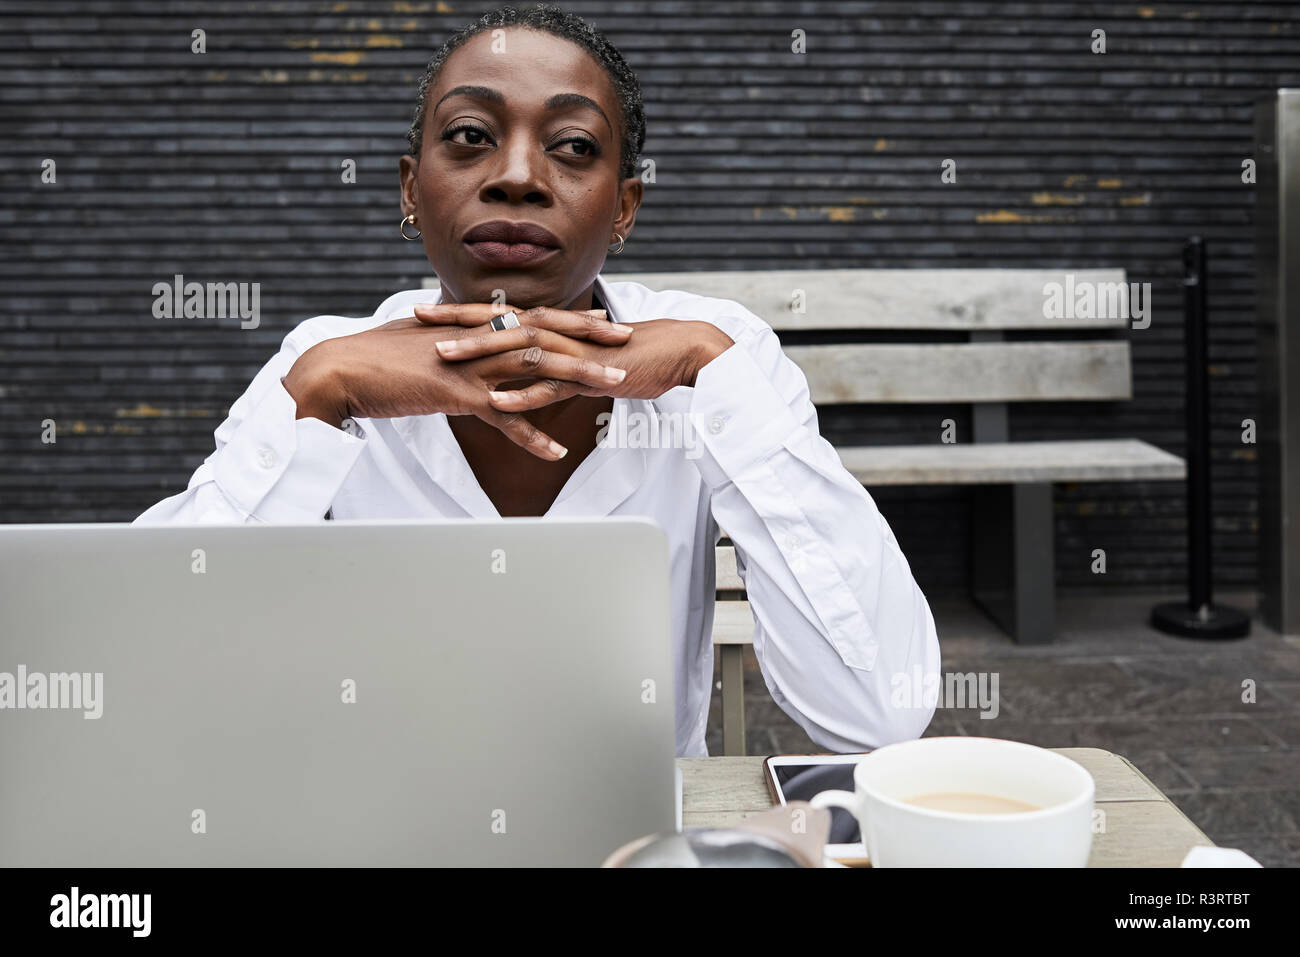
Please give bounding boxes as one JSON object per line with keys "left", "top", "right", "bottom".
{"left": 137, "top": 4, "right": 941, "bottom": 758}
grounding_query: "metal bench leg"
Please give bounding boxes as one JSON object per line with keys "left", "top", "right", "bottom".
{"left": 971, "top": 482, "right": 1056, "bottom": 644}
{"left": 719, "top": 644, "right": 747, "bottom": 756}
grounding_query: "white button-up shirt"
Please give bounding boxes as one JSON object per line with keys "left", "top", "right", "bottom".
{"left": 135, "top": 273, "right": 942, "bottom": 756}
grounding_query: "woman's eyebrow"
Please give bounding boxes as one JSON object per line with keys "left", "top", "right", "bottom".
{"left": 433, "top": 84, "right": 612, "bottom": 138}
{"left": 542, "top": 92, "right": 613, "bottom": 139}
{"left": 434, "top": 84, "right": 504, "bottom": 113}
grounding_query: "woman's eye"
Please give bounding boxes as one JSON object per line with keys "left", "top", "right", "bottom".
{"left": 553, "top": 136, "right": 600, "bottom": 158}
{"left": 443, "top": 124, "right": 492, "bottom": 146}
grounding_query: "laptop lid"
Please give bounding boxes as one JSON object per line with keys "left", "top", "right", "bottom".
{"left": 0, "top": 518, "right": 677, "bottom": 866}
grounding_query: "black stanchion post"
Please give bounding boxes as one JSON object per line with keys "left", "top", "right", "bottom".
{"left": 1151, "top": 237, "right": 1250, "bottom": 639}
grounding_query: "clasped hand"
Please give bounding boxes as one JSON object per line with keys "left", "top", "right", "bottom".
{"left": 288, "top": 301, "right": 733, "bottom": 462}
{"left": 416, "top": 301, "right": 731, "bottom": 410}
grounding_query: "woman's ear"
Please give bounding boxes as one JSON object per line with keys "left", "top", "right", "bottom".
{"left": 398, "top": 154, "right": 419, "bottom": 218}
{"left": 614, "top": 176, "right": 644, "bottom": 243}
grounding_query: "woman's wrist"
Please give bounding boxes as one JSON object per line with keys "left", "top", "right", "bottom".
{"left": 682, "top": 322, "right": 735, "bottom": 387}
{"left": 284, "top": 343, "right": 350, "bottom": 429}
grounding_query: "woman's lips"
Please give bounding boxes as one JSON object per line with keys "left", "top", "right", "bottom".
{"left": 464, "top": 241, "right": 560, "bottom": 268}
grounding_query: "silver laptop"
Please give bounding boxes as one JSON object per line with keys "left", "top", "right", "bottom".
{"left": 0, "top": 518, "right": 677, "bottom": 866}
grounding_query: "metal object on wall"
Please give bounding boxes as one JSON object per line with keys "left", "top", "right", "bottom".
{"left": 1256, "top": 89, "right": 1300, "bottom": 638}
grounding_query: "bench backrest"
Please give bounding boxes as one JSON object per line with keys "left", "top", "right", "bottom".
{"left": 613, "top": 268, "right": 1134, "bottom": 405}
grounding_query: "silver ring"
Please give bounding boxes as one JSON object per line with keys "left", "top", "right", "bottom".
{"left": 490, "top": 311, "right": 520, "bottom": 332}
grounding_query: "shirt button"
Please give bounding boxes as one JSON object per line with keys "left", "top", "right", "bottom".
{"left": 708, "top": 416, "right": 725, "bottom": 435}
{"left": 256, "top": 447, "right": 276, "bottom": 469}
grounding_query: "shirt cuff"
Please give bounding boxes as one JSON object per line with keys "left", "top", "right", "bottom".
{"left": 211, "top": 376, "right": 366, "bottom": 521}
{"left": 666, "top": 343, "right": 806, "bottom": 489}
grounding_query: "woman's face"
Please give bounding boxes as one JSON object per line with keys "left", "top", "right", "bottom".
{"left": 400, "top": 27, "right": 642, "bottom": 310}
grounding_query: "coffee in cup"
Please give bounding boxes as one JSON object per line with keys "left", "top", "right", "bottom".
{"left": 810, "top": 737, "right": 1095, "bottom": 866}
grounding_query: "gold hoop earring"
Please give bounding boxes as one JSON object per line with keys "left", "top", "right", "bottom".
{"left": 608, "top": 232, "right": 625, "bottom": 255}
{"left": 401, "top": 214, "right": 421, "bottom": 241}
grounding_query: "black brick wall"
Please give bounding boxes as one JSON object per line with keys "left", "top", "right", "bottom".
{"left": 3, "top": 1, "right": 1298, "bottom": 598}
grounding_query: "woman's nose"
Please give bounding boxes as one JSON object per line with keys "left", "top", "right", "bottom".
{"left": 479, "top": 135, "right": 550, "bottom": 205}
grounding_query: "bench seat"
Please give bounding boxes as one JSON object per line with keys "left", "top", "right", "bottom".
{"left": 712, "top": 597, "right": 754, "bottom": 642}
{"left": 837, "top": 438, "right": 1186, "bottom": 486}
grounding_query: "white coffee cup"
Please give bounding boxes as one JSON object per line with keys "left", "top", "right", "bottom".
{"left": 809, "top": 737, "right": 1095, "bottom": 867}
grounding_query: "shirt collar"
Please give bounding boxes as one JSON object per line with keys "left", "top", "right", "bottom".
{"left": 593, "top": 272, "right": 627, "bottom": 326}
{"left": 424, "top": 273, "right": 621, "bottom": 319}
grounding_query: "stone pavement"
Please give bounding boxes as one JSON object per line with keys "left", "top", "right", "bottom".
{"left": 705, "top": 587, "right": 1300, "bottom": 867}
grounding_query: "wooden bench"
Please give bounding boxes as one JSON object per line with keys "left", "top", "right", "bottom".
{"left": 617, "top": 268, "right": 1187, "bottom": 755}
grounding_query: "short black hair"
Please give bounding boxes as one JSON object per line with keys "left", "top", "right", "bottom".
{"left": 406, "top": 3, "right": 645, "bottom": 181}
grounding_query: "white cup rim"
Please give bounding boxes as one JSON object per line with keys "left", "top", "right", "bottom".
{"left": 853, "top": 736, "right": 1096, "bottom": 822}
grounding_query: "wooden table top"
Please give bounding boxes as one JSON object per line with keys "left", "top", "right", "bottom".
{"left": 677, "top": 748, "right": 1215, "bottom": 867}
